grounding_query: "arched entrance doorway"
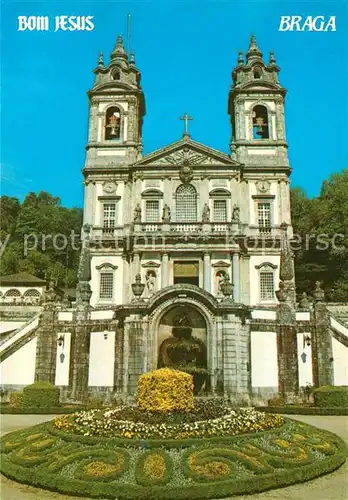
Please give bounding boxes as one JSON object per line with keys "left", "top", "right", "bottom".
{"left": 156, "top": 304, "right": 208, "bottom": 392}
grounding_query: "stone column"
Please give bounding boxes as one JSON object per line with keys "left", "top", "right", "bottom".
{"left": 70, "top": 313, "right": 90, "bottom": 402}
{"left": 122, "top": 318, "right": 130, "bottom": 394}
{"left": 113, "top": 320, "right": 122, "bottom": 391}
{"left": 275, "top": 223, "right": 299, "bottom": 402}
{"left": 276, "top": 302, "right": 299, "bottom": 402}
{"left": 311, "top": 283, "right": 334, "bottom": 387}
{"left": 35, "top": 292, "right": 58, "bottom": 384}
{"left": 203, "top": 252, "right": 211, "bottom": 292}
{"left": 161, "top": 252, "right": 169, "bottom": 288}
{"left": 232, "top": 252, "right": 240, "bottom": 302}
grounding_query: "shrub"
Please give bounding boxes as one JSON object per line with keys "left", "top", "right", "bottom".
{"left": 268, "top": 395, "right": 285, "bottom": 407}
{"left": 9, "top": 392, "right": 23, "bottom": 408}
{"left": 22, "top": 382, "right": 60, "bottom": 409}
{"left": 313, "top": 385, "right": 348, "bottom": 408}
{"left": 86, "top": 396, "right": 106, "bottom": 409}
{"left": 137, "top": 368, "right": 194, "bottom": 412}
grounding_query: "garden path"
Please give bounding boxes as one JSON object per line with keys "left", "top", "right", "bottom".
{"left": 0, "top": 414, "right": 347, "bottom": 500}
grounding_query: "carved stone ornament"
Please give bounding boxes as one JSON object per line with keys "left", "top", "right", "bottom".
{"left": 103, "top": 181, "right": 117, "bottom": 194}
{"left": 256, "top": 179, "right": 270, "bottom": 194}
{"left": 131, "top": 273, "right": 145, "bottom": 301}
{"left": 179, "top": 160, "right": 193, "bottom": 184}
{"left": 155, "top": 148, "right": 221, "bottom": 166}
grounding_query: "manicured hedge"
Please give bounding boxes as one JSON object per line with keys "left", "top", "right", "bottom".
{"left": 1, "top": 405, "right": 84, "bottom": 415}
{"left": 1, "top": 421, "right": 347, "bottom": 500}
{"left": 137, "top": 368, "right": 194, "bottom": 412}
{"left": 313, "top": 386, "right": 348, "bottom": 409}
{"left": 1, "top": 450, "right": 346, "bottom": 500}
{"left": 258, "top": 406, "right": 348, "bottom": 415}
{"left": 22, "top": 382, "right": 60, "bottom": 409}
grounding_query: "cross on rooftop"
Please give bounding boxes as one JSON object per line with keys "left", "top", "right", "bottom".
{"left": 179, "top": 113, "right": 193, "bottom": 137}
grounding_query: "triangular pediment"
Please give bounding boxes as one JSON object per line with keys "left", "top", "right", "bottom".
{"left": 212, "top": 261, "right": 231, "bottom": 268}
{"left": 134, "top": 137, "right": 242, "bottom": 168}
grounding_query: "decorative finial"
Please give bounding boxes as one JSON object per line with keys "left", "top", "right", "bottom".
{"left": 129, "top": 52, "right": 135, "bottom": 65}
{"left": 299, "top": 292, "right": 310, "bottom": 308}
{"left": 246, "top": 34, "right": 263, "bottom": 62}
{"left": 237, "top": 51, "right": 244, "bottom": 65}
{"left": 313, "top": 281, "right": 325, "bottom": 303}
{"left": 269, "top": 51, "right": 276, "bottom": 64}
{"left": 249, "top": 34, "right": 258, "bottom": 49}
{"left": 98, "top": 52, "right": 104, "bottom": 66}
{"left": 111, "top": 34, "right": 128, "bottom": 61}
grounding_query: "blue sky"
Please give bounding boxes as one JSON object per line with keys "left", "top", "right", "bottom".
{"left": 1, "top": 0, "right": 347, "bottom": 207}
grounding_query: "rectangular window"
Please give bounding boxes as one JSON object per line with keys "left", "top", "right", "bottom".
{"left": 213, "top": 200, "right": 227, "bottom": 222}
{"left": 260, "top": 272, "right": 274, "bottom": 300}
{"left": 258, "top": 202, "right": 271, "bottom": 233}
{"left": 99, "top": 272, "right": 114, "bottom": 300}
{"left": 145, "top": 200, "right": 160, "bottom": 222}
{"left": 103, "top": 203, "right": 116, "bottom": 228}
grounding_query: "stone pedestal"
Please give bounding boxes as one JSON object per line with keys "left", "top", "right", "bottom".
{"left": 222, "top": 312, "right": 250, "bottom": 401}
{"left": 311, "top": 302, "right": 334, "bottom": 387}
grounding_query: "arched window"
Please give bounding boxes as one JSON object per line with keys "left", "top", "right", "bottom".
{"left": 253, "top": 66, "right": 262, "bottom": 79}
{"left": 105, "top": 106, "right": 121, "bottom": 140}
{"left": 4, "top": 289, "right": 21, "bottom": 298}
{"left": 111, "top": 68, "right": 121, "bottom": 80}
{"left": 175, "top": 184, "right": 197, "bottom": 222}
{"left": 252, "top": 105, "right": 269, "bottom": 139}
{"left": 23, "top": 289, "right": 41, "bottom": 297}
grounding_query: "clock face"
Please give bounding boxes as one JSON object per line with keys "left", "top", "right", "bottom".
{"left": 257, "top": 180, "right": 269, "bottom": 193}
{"left": 103, "top": 182, "right": 115, "bottom": 194}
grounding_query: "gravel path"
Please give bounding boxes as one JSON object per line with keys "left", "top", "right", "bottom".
{"left": 0, "top": 414, "right": 347, "bottom": 500}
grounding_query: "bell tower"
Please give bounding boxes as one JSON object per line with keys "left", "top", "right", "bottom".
{"left": 228, "top": 35, "right": 289, "bottom": 168}
{"left": 85, "top": 34, "right": 146, "bottom": 170}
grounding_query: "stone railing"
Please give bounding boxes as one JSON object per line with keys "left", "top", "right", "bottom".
{"left": 90, "top": 226, "right": 124, "bottom": 239}
{"left": 89, "top": 223, "right": 284, "bottom": 238}
{"left": 245, "top": 226, "right": 283, "bottom": 238}
{"left": 138, "top": 222, "right": 239, "bottom": 233}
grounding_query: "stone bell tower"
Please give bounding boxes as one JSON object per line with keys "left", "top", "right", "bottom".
{"left": 84, "top": 34, "right": 146, "bottom": 171}
{"left": 228, "top": 35, "right": 289, "bottom": 168}
{"left": 227, "top": 35, "right": 292, "bottom": 232}
{"left": 82, "top": 34, "right": 146, "bottom": 229}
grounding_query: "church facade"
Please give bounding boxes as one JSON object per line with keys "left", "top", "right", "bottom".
{"left": 84, "top": 34, "right": 291, "bottom": 311}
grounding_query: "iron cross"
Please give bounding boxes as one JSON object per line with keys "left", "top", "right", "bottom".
{"left": 179, "top": 113, "right": 193, "bottom": 136}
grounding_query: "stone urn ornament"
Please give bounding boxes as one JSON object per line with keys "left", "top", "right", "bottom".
{"left": 131, "top": 273, "right": 145, "bottom": 301}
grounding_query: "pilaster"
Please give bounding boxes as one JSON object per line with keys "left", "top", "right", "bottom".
{"left": 203, "top": 252, "right": 211, "bottom": 292}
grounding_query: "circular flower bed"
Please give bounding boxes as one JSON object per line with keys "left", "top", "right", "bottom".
{"left": 0, "top": 371, "right": 346, "bottom": 498}
{"left": 53, "top": 403, "right": 284, "bottom": 440}
{"left": 1, "top": 416, "right": 346, "bottom": 499}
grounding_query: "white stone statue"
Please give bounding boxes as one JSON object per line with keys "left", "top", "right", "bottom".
{"left": 146, "top": 271, "right": 156, "bottom": 296}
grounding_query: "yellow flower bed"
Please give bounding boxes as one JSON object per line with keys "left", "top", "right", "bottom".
{"left": 137, "top": 368, "right": 194, "bottom": 412}
{"left": 143, "top": 453, "right": 166, "bottom": 480}
{"left": 84, "top": 461, "right": 119, "bottom": 477}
